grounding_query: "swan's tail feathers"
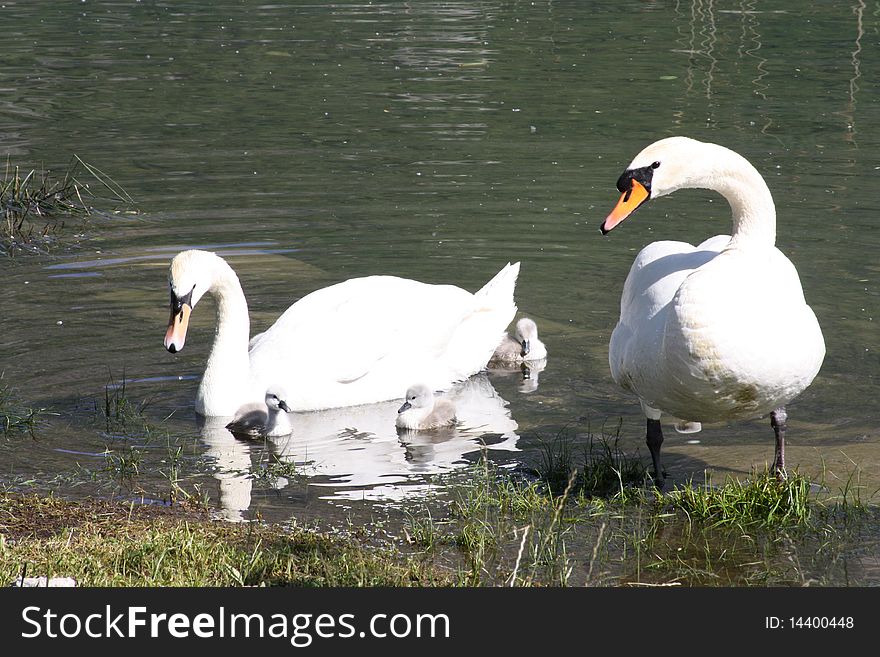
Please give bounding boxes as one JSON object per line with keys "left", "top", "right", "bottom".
{"left": 474, "top": 261, "right": 520, "bottom": 311}
{"left": 440, "top": 262, "right": 520, "bottom": 382}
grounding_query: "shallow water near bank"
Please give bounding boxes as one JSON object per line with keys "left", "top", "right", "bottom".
{"left": 1, "top": 1, "right": 878, "bottom": 583}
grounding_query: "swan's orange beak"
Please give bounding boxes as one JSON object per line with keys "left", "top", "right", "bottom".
{"left": 164, "top": 302, "right": 191, "bottom": 353}
{"left": 601, "top": 179, "right": 650, "bottom": 234}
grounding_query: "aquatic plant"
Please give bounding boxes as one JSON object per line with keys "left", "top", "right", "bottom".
{"left": 0, "top": 375, "right": 49, "bottom": 437}
{"left": 0, "top": 155, "right": 133, "bottom": 255}
{"left": 536, "top": 425, "right": 649, "bottom": 500}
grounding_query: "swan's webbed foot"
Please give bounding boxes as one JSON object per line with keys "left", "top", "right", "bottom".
{"left": 646, "top": 418, "right": 666, "bottom": 489}
{"left": 770, "top": 406, "right": 788, "bottom": 480}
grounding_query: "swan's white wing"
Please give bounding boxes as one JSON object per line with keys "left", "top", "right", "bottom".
{"left": 609, "top": 237, "right": 728, "bottom": 391}
{"left": 618, "top": 237, "right": 728, "bottom": 323}
{"left": 245, "top": 276, "right": 498, "bottom": 408}
{"left": 243, "top": 263, "right": 518, "bottom": 411}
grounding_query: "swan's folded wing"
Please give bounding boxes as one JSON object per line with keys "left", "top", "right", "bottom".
{"left": 247, "top": 275, "right": 478, "bottom": 388}
{"left": 618, "top": 238, "right": 727, "bottom": 322}
{"left": 610, "top": 238, "right": 728, "bottom": 392}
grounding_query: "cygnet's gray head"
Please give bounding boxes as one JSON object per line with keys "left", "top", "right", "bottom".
{"left": 265, "top": 389, "right": 291, "bottom": 414}
{"left": 514, "top": 317, "right": 539, "bottom": 357}
{"left": 398, "top": 383, "right": 433, "bottom": 414}
{"left": 226, "top": 387, "right": 291, "bottom": 438}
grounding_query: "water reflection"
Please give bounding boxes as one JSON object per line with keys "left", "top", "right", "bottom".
{"left": 727, "top": 0, "right": 770, "bottom": 100}
{"left": 198, "top": 415, "right": 256, "bottom": 523}
{"left": 486, "top": 358, "right": 547, "bottom": 394}
{"left": 198, "top": 373, "right": 519, "bottom": 516}
{"left": 841, "top": 0, "right": 865, "bottom": 144}
{"left": 672, "top": 1, "right": 775, "bottom": 132}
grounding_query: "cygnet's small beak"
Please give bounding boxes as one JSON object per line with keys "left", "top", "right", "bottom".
{"left": 398, "top": 401, "right": 412, "bottom": 414}
{"left": 278, "top": 400, "right": 291, "bottom": 413}
{"left": 520, "top": 339, "right": 530, "bottom": 357}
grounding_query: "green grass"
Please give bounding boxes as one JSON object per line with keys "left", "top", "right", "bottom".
{"left": 664, "top": 470, "right": 813, "bottom": 527}
{"left": 403, "top": 454, "right": 595, "bottom": 586}
{"left": 0, "top": 493, "right": 451, "bottom": 587}
{"left": 1, "top": 455, "right": 875, "bottom": 587}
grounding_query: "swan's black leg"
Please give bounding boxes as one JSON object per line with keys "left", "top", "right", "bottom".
{"left": 770, "top": 407, "right": 788, "bottom": 480}
{"left": 646, "top": 418, "right": 665, "bottom": 488}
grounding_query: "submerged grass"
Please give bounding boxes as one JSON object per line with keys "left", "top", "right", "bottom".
{"left": 535, "top": 424, "right": 650, "bottom": 502}
{"left": 249, "top": 455, "right": 301, "bottom": 488}
{"left": 1, "top": 155, "right": 133, "bottom": 255}
{"left": 100, "top": 369, "right": 158, "bottom": 433}
{"left": 0, "top": 374, "right": 51, "bottom": 437}
{"left": 82, "top": 372, "right": 209, "bottom": 507}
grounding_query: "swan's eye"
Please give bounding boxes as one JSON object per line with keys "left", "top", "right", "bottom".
{"left": 651, "top": 161, "right": 661, "bottom": 169}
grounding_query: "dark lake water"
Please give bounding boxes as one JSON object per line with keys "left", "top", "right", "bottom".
{"left": 1, "top": 1, "right": 877, "bottom": 532}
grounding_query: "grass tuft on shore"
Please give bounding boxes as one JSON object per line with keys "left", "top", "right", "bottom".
{"left": 664, "top": 470, "right": 813, "bottom": 527}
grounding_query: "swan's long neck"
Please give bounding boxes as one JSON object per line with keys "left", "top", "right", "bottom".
{"left": 197, "top": 260, "right": 252, "bottom": 415}
{"left": 704, "top": 148, "right": 777, "bottom": 246}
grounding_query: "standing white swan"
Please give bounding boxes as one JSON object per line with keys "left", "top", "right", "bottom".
{"left": 164, "top": 250, "right": 519, "bottom": 416}
{"left": 600, "top": 136, "right": 825, "bottom": 485}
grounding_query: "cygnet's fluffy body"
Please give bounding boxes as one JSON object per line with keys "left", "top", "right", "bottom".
{"left": 226, "top": 390, "right": 292, "bottom": 438}
{"left": 396, "top": 383, "right": 457, "bottom": 430}
{"left": 490, "top": 317, "right": 547, "bottom": 363}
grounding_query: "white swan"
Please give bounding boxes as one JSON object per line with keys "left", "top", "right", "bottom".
{"left": 489, "top": 317, "right": 548, "bottom": 363}
{"left": 600, "top": 136, "right": 825, "bottom": 484}
{"left": 396, "top": 383, "right": 457, "bottom": 430}
{"left": 225, "top": 389, "right": 292, "bottom": 438}
{"left": 164, "top": 250, "right": 519, "bottom": 416}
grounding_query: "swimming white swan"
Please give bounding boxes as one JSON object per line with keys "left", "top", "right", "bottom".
{"left": 396, "top": 383, "right": 457, "bottom": 430}
{"left": 489, "top": 317, "right": 548, "bottom": 363}
{"left": 600, "top": 136, "right": 825, "bottom": 484}
{"left": 164, "top": 250, "right": 519, "bottom": 416}
{"left": 225, "top": 389, "right": 292, "bottom": 438}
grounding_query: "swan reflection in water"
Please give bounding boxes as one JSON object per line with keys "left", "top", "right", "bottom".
{"left": 198, "top": 373, "right": 519, "bottom": 520}
{"left": 486, "top": 357, "right": 547, "bottom": 394}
